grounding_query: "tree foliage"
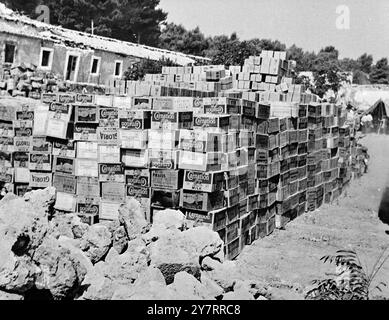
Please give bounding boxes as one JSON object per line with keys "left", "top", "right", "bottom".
{"left": 4, "top": 0, "right": 167, "bottom": 46}
{"left": 306, "top": 248, "right": 388, "bottom": 300}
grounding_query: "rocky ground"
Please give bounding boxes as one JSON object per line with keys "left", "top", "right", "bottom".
{"left": 0, "top": 189, "right": 265, "bottom": 301}
{"left": 235, "top": 134, "right": 389, "bottom": 300}
{"left": 1, "top": 134, "right": 388, "bottom": 301}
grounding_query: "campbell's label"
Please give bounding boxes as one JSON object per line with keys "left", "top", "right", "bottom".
{"left": 0, "top": 136, "right": 14, "bottom": 146}
{"left": 204, "top": 105, "right": 226, "bottom": 114}
{"left": 185, "top": 211, "right": 212, "bottom": 224}
{"left": 14, "top": 127, "right": 33, "bottom": 137}
{"left": 29, "top": 153, "right": 50, "bottom": 163}
{"left": 152, "top": 111, "right": 177, "bottom": 123}
{"left": 126, "top": 185, "right": 149, "bottom": 198}
{"left": 180, "top": 140, "right": 205, "bottom": 153}
{"left": 149, "top": 159, "right": 174, "bottom": 170}
{"left": 74, "top": 124, "right": 97, "bottom": 134}
{"left": 185, "top": 171, "right": 212, "bottom": 184}
{"left": 119, "top": 118, "right": 142, "bottom": 130}
{"left": 16, "top": 111, "right": 34, "bottom": 121}
{"left": 126, "top": 175, "right": 149, "bottom": 187}
{"left": 77, "top": 203, "right": 100, "bottom": 215}
{"left": 99, "top": 108, "right": 118, "bottom": 120}
{"left": 99, "top": 163, "right": 124, "bottom": 176}
{"left": 49, "top": 102, "right": 71, "bottom": 114}
{"left": 58, "top": 94, "right": 76, "bottom": 104}
{"left": 76, "top": 94, "right": 94, "bottom": 104}
{"left": 0, "top": 173, "right": 13, "bottom": 183}
{"left": 41, "top": 93, "right": 57, "bottom": 104}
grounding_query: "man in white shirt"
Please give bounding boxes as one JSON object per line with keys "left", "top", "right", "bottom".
{"left": 361, "top": 113, "right": 373, "bottom": 133}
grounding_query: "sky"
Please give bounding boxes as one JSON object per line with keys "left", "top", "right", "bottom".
{"left": 159, "top": 0, "right": 389, "bottom": 61}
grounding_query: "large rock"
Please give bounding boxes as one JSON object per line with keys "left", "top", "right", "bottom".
{"left": 112, "top": 226, "right": 128, "bottom": 254}
{"left": 168, "top": 272, "right": 215, "bottom": 300}
{"left": 0, "top": 196, "right": 50, "bottom": 257}
{"left": 80, "top": 225, "right": 112, "bottom": 264}
{"left": 79, "top": 262, "right": 115, "bottom": 300}
{"left": 49, "top": 214, "right": 89, "bottom": 240}
{"left": 112, "top": 267, "right": 171, "bottom": 300}
{"left": 23, "top": 187, "right": 56, "bottom": 216}
{"left": 0, "top": 290, "right": 24, "bottom": 300}
{"left": 118, "top": 199, "right": 148, "bottom": 241}
{"left": 149, "top": 230, "right": 200, "bottom": 284}
{"left": 153, "top": 209, "right": 185, "bottom": 231}
{"left": 223, "top": 290, "right": 255, "bottom": 300}
{"left": 103, "top": 238, "right": 150, "bottom": 285}
{"left": 149, "top": 227, "right": 224, "bottom": 284}
{"left": 0, "top": 253, "right": 37, "bottom": 294}
{"left": 204, "top": 261, "right": 238, "bottom": 291}
{"left": 33, "top": 237, "right": 87, "bottom": 300}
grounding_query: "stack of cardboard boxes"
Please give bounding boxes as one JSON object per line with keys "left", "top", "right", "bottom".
{"left": 0, "top": 52, "right": 370, "bottom": 260}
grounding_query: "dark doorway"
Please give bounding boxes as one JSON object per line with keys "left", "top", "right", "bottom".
{"left": 65, "top": 55, "right": 78, "bottom": 81}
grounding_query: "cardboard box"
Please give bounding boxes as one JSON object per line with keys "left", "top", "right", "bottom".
{"left": 122, "top": 149, "right": 148, "bottom": 168}
{"left": 132, "top": 97, "right": 153, "bottom": 110}
{"left": 148, "top": 149, "right": 179, "bottom": 170}
{"left": 148, "top": 130, "right": 178, "bottom": 150}
{"left": 77, "top": 177, "right": 100, "bottom": 197}
{"left": 125, "top": 169, "right": 150, "bottom": 187}
{"left": 75, "top": 105, "right": 98, "bottom": 123}
{"left": 76, "top": 141, "right": 98, "bottom": 159}
{"left": 98, "top": 145, "right": 121, "bottom": 163}
{"left": 100, "top": 201, "right": 120, "bottom": 221}
{"left": 30, "top": 137, "right": 52, "bottom": 154}
{"left": 75, "top": 159, "right": 98, "bottom": 177}
{"left": 183, "top": 170, "right": 225, "bottom": 193}
{"left": 14, "top": 167, "right": 30, "bottom": 183}
{"left": 193, "top": 115, "right": 229, "bottom": 132}
{"left": 151, "top": 188, "right": 180, "bottom": 208}
{"left": 97, "top": 127, "right": 120, "bottom": 145}
{"left": 51, "top": 140, "right": 76, "bottom": 158}
{"left": 53, "top": 156, "right": 75, "bottom": 175}
{"left": 48, "top": 102, "right": 72, "bottom": 122}
{"left": 74, "top": 123, "right": 98, "bottom": 141}
{"left": 101, "top": 182, "right": 126, "bottom": 203}
{"left": 55, "top": 192, "right": 77, "bottom": 212}
{"left": 98, "top": 107, "right": 119, "bottom": 127}
{"left": 180, "top": 190, "right": 225, "bottom": 212}
{"left": 99, "top": 163, "right": 125, "bottom": 182}
{"left": 178, "top": 151, "right": 225, "bottom": 172}
{"left": 53, "top": 173, "right": 77, "bottom": 194}
{"left": 28, "top": 152, "right": 52, "bottom": 171}
{"left": 179, "top": 130, "right": 223, "bottom": 153}
{"left": 120, "top": 130, "right": 148, "bottom": 150}
{"left": 13, "top": 151, "right": 28, "bottom": 168}
{"left": 151, "top": 169, "right": 183, "bottom": 190}
{"left": 119, "top": 110, "right": 150, "bottom": 130}
{"left": 151, "top": 111, "right": 193, "bottom": 130}
{"left": 29, "top": 172, "right": 52, "bottom": 188}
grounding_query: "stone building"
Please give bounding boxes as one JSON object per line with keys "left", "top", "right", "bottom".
{"left": 0, "top": 3, "right": 209, "bottom": 85}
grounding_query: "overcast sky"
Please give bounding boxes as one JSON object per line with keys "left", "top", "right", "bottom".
{"left": 159, "top": 0, "right": 389, "bottom": 61}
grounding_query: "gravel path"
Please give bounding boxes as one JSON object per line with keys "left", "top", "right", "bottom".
{"left": 235, "top": 134, "right": 389, "bottom": 300}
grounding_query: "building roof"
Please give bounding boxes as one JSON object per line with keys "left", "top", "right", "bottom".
{"left": 0, "top": 2, "right": 210, "bottom": 66}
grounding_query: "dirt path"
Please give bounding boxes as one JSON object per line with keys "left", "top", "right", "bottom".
{"left": 235, "top": 134, "right": 389, "bottom": 300}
